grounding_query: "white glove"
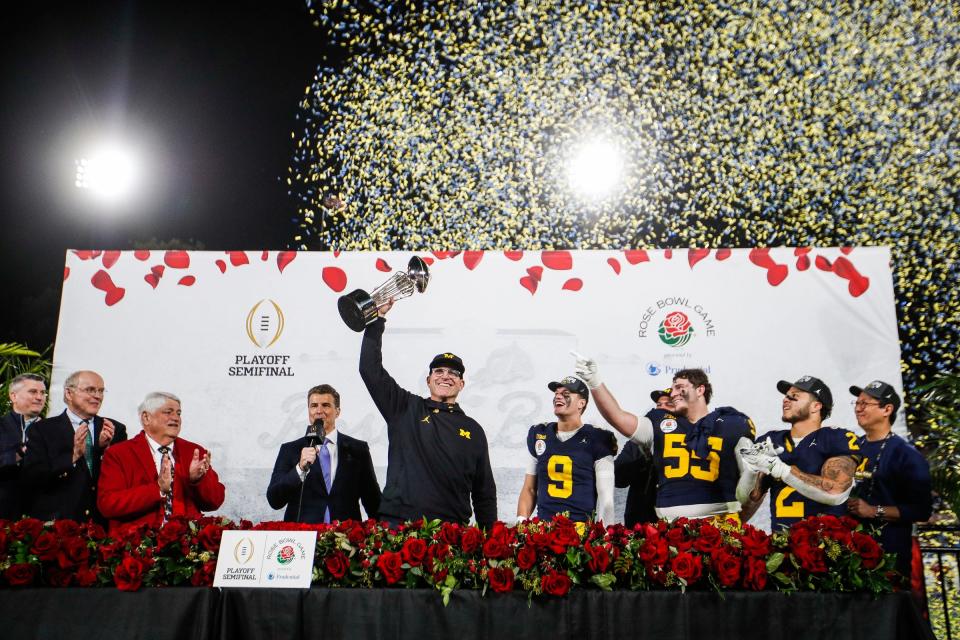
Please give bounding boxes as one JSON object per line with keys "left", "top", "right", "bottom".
{"left": 571, "top": 351, "right": 602, "bottom": 390}
{"left": 749, "top": 451, "right": 791, "bottom": 480}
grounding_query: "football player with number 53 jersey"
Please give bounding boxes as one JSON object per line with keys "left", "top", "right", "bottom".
{"left": 738, "top": 376, "right": 861, "bottom": 530}
{"left": 517, "top": 376, "right": 616, "bottom": 523}
{"left": 574, "top": 355, "right": 755, "bottom": 521}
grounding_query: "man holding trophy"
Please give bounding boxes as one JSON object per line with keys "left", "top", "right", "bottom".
{"left": 344, "top": 257, "right": 498, "bottom": 529}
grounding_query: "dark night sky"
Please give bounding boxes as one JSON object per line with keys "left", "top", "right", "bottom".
{"left": 1, "top": 0, "right": 323, "bottom": 348}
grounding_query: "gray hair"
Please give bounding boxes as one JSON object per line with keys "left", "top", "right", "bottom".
{"left": 138, "top": 391, "right": 181, "bottom": 415}
{"left": 62, "top": 370, "right": 99, "bottom": 403}
{"left": 9, "top": 373, "right": 45, "bottom": 394}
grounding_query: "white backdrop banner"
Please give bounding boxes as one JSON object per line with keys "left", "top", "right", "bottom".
{"left": 50, "top": 248, "right": 903, "bottom": 527}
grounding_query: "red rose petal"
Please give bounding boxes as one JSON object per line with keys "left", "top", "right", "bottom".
{"left": 277, "top": 251, "right": 296, "bottom": 273}
{"left": 526, "top": 266, "right": 543, "bottom": 281}
{"left": 815, "top": 255, "right": 833, "bottom": 271}
{"left": 134, "top": 250, "right": 151, "bottom": 261}
{"left": 178, "top": 276, "right": 196, "bottom": 286}
{"left": 715, "top": 249, "right": 731, "bottom": 261}
{"left": 767, "top": 265, "right": 788, "bottom": 286}
{"left": 227, "top": 251, "right": 249, "bottom": 267}
{"left": 796, "top": 255, "right": 811, "bottom": 271}
{"left": 504, "top": 251, "right": 524, "bottom": 261}
{"left": 333, "top": 250, "right": 341, "bottom": 258}
{"left": 840, "top": 247, "right": 854, "bottom": 255}
{"left": 607, "top": 258, "right": 621, "bottom": 274}
{"left": 832, "top": 257, "right": 870, "bottom": 297}
{"left": 542, "top": 250, "right": 572, "bottom": 270}
{"left": 420, "top": 256, "right": 434, "bottom": 266}
{"left": 794, "top": 247, "right": 812, "bottom": 256}
{"left": 102, "top": 251, "right": 121, "bottom": 269}
{"left": 91, "top": 269, "right": 116, "bottom": 292}
{"left": 463, "top": 251, "right": 483, "bottom": 270}
{"left": 104, "top": 288, "right": 125, "bottom": 306}
{"left": 215, "top": 260, "right": 227, "bottom": 273}
{"left": 64, "top": 267, "right": 70, "bottom": 281}
{"left": 624, "top": 250, "right": 649, "bottom": 264}
{"left": 73, "top": 250, "right": 98, "bottom": 260}
{"left": 151, "top": 265, "right": 165, "bottom": 278}
{"left": 376, "top": 258, "right": 392, "bottom": 272}
{"left": 688, "top": 249, "right": 710, "bottom": 268}
{"left": 322, "top": 266, "right": 347, "bottom": 292}
{"left": 664, "top": 249, "right": 673, "bottom": 259}
{"left": 432, "top": 251, "right": 461, "bottom": 259}
{"left": 261, "top": 250, "right": 269, "bottom": 261}
{"left": 145, "top": 273, "right": 159, "bottom": 289}
{"left": 749, "top": 248, "right": 790, "bottom": 286}
{"left": 519, "top": 276, "right": 539, "bottom": 295}
{"left": 164, "top": 251, "right": 190, "bottom": 269}
{"left": 562, "top": 278, "right": 583, "bottom": 291}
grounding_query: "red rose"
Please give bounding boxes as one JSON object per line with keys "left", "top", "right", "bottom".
{"left": 190, "top": 560, "right": 217, "bottom": 587}
{"left": 693, "top": 524, "right": 723, "bottom": 554}
{"left": 663, "top": 311, "right": 692, "bottom": 338}
{"left": 11, "top": 518, "right": 43, "bottom": 540}
{"left": 637, "top": 538, "right": 669, "bottom": 567}
{"left": 548, "top": 525, "right": 580, "bottom": 554}
{"left": 487, "top": 566, "right": 515, "bottom": 593}
{"left": 83, "top": 522, "right": 107, "bottom": 540}
{"left": 664, "top": 526, "right": 693, "bottom": 552}
{"left": 482, "top": 537, "right": 510, "bottom": 559}
{"left": 57, "top": 537, "right": 91, "bottom": 569}
{"left": 711, "top": 550, "right": 742, "bottom": 587}
{"left": 113, "top": 555, "right": 146, "bottom": 591}
{"left": 670, "top": 551, "right": 703, "bottom": 584}
{"left": 744, "top": 557, "right": 768, "bottom": 591}
{"left": 516, "top": 545, "right": 537, "bottom": 570}
{"left": 0, "top": 528, "right": 8, "bottom": 555}
{"left": 378, "top": 551, "right": 404, "bottom": 584}
{"left": 157, "top": 519, "right": 188, "bottom": 548}
{"left": 99, "top": 540, "right": 124, "bottom": 563}
{"left": 325, "top": 551, "right": 350, "bottom": 579}
{"left": 540, "top": 570, "right": 572, "bottom": 596}
{"left": 31, "top": 531, "right": 61, "bottom": 562}
{"left": 740, "top": 526, "right": 772, "bottom": 558}
{"left": 4, "top": 562, "right": 37, "bottom": 586}
{"left": 850, "top": 532, "right": 884, "bottom": 569}
{"left": 437, "top": 522, "right": 461, "bottom": 545}
{"left": 527, "top": 532, "right": 551, "bottom": 549}
{"left": 197, "top": 524, "right": 224, "bottom": 552}
{"left": 53, "top": 520, "right": 82, "bottom": 538}
{"left": 487, "top": 521, "right": 515, "bottom": 545}
{"left": 428, "top": 542, "right": 450, "bottom": 564}
{"left": 460, "top": 527, "right": 483, "bottom": 554}
{"left": 347, "top": 525, "right": 366, "bottom": 545}
{"left": 75, "top": 566, "right": 99, "bottom": 587}
{"left": 401, "top": 538, "right": 428, "bottom": 567}
{"left": 585, "top": 543, "right": 611, "bottom": 573}
{"left": 819, "top": 516, "right": 852, "bottom": 545}
{"left": 48, "top": 568, "right": 73, "bottom": 588}
{"left": 793, "top": 544, "right": 827, "bottom": 574}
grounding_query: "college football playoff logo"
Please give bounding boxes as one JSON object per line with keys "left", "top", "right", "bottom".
{"left": 233, "top": 537, "right": 255, "bottom": 564}
{"left": 658, "top": 311, "right": 694, "bottom": 347}
{"left": 246, "top": 299, "right": 285, "bottom": 349}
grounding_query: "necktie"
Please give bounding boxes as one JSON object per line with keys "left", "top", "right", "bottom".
{"left": 159, "top": 445, "right": 174, "bottom": 520}
{"left": 81, "top": 419, "right": 94, "bottom": 474}
{"left": 319, "top": 438, "right": 332, "bottom": 523}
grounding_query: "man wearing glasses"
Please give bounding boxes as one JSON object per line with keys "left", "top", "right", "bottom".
{"left": 846, "top": 380, "right": 931, "bottom": 578}
{"left": 1, "top": 373, "right": 48, "bottom": 519}
{"left": 737, "top": 376, "right": 860, "bottom": 530}
{"left": 359, "top": 308, "right": 497, "bottom": 529}
{"left": 22, "top": 370, "right": 127, "bottom": 523}
{"left": 575, "top": 356, "right": 755, "bottom": 521}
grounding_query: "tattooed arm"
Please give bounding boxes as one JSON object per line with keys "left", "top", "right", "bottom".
{"left": 781, "top": 455, "right": 857, "bottom": 506}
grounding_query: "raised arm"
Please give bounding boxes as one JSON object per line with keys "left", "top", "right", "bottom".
{"left": 359, "top": 318, "right": 412, "bottom": 420}
{"left": 574, "top": 353, "right": 652, "bottom": 443}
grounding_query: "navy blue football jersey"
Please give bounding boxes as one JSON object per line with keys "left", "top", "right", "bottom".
{"left": 648, "top": 407, "right": 755, "bottom": 509}
{"left": 758, "top": 427, "right": 861, "bottom": 530}
{"left": 526, "top": 423, "right": 613, "bottom": 522}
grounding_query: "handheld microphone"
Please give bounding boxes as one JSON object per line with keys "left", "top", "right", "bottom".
{"left": 302, "top": 418, "right": 324, "bottom": 472}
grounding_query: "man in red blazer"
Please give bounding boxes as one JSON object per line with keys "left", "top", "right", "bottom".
{"left": 98, "top": 391, "right": 225, "bottom": 533}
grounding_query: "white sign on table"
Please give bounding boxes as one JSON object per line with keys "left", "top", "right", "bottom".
{"left": 213, "top": 530, "right": 317, "bottom": 589}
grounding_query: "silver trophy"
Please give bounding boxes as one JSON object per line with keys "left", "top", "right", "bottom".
{"left": 338, "top": 256, "right": 430, "bottom": 332}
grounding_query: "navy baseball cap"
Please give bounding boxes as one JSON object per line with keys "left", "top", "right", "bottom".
{"left": 429, "top": 352, "right": 465, "bottom": 375}
{"left": 849, "top": 380, "right": 901, "bottom": 412}
{"left": 548, "top": 376, "right": 590, "bottom": 403}
{"left": 777, "top": 375, "right": 833, "bottom": 415}
{"left": 650, "top": 388, "right": 672, "bottom": 402}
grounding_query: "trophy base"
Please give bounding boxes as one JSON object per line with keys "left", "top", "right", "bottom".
{"left": 338, "top": 289, "right": 377, "bottom": 332}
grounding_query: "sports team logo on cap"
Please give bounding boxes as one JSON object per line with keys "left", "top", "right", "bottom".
{"left": 867, "top": 381, "right": 883, "bottom": 390}
{"left": 658, "top": 311, "right": 694, "bottom": 347}
{"left": 660, "top": 418, "right": 678, "bottom": 433}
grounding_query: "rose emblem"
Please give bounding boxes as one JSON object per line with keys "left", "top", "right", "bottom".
{"left": 658, "top": 311, "right": 694, "bottom": 347}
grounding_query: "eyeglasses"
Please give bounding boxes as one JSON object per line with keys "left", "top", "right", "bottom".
{"left": 851, "top": 400, "right": 881, "bottom": 409}
{"left": 71, "top": 386, "right": 106, "bottom": 396}
{"left": 431, "top": 367, "right": 462, "bottom": 379}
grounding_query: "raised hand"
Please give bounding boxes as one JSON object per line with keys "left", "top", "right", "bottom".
{"left": 98, "top": 418, "right": 116, "bottom": 448}
{"left": 571, "top": 350, "right": 602, "bottom": 389}
{"left": 189, "top": 449, "right": 212, "bottom": 483}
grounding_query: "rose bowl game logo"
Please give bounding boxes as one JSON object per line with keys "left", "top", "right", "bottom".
{"left": 658, "top": 311, "right": 695, "bottom": 347}
{"left": 276, "top": 544, "right": 296, "bottom": 565}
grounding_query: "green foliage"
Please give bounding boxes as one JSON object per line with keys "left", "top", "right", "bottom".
{"left": 0, "top": 342, "right": 52, "bottom": 415}
{"left": 917, "top": 372, "right": 960, "bottom": 513}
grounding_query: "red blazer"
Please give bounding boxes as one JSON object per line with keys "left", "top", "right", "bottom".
{"left": 97, "top": 431, "right": 225, "bottom": 533}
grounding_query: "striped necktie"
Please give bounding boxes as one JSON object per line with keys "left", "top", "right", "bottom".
{"left": 81, "top": 419, "right": 94, "bottom": 473}
{"left": 158, "top": 445, "right": 174, "bottom": 520}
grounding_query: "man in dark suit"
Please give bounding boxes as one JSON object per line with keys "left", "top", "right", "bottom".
{"left": 1, "top": 373, "right": 47, "bottom": 520}
{"left": 267, "top": 384, "right": 380, "bottom": 523}
{"left": 22, "top": 370, "right": 126, "bottom": 522}
{"left": 98, "top": 391, "right": 225, "bottom": 534}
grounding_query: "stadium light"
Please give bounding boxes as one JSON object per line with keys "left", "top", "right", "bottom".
{"left": 74, "top": 140, "right": 141, "bottom": 205}
{"left": 565, "top": 137, "right": 624, "bottom": 201}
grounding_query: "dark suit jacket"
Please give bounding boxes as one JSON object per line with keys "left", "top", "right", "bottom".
{"left": 98, "top": 431, "right": 226, "bottom": 534}
{"left": 267, "top": 430, "right": 380, "bottom": 523}
{"left": 614, "top": 440, "right": 658, "bottom": 527}
{"left": 0, "top": 411, "right": 28, "bottom": 520}
{"left": 21, "top": 410, "right": 127, "bottom": 522}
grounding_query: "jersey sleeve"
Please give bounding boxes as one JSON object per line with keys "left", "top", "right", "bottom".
{"left": 589, "top": 428, "right": 618, "bottom": 461}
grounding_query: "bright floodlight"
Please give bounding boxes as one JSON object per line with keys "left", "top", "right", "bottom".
{"left": 74, "top": 141, "right": 140, "bottom": 204}
{"left": 565, "top": 138, "right": 624, "bottom": 200}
